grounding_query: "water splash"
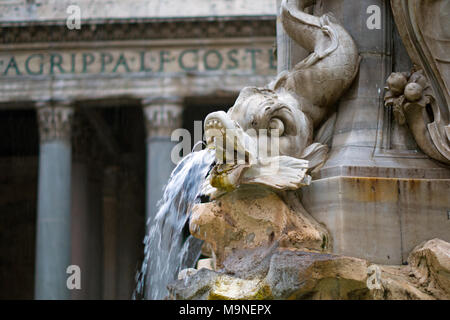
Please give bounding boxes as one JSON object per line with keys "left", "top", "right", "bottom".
{"left": 134, "top": 149, "right": 214, "bottom": 300}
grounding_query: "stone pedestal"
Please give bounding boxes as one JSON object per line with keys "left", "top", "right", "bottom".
{"left": 301, "top": 177, "right": 450, "bottom": 264}
{"left": 34, "top": 101, "right": 74, "bottom": 299}
{"left": 277, "top": 0, "right": 450, "bottom": 264}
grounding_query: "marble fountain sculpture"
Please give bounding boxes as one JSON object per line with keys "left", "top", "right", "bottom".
{"left": 165, "top": 0, "right": 450, "bottom": 300}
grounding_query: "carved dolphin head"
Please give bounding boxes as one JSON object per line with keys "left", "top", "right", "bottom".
{"left": 211, "top": 87, "right": 313, "bottom": 157}
{"left": 202, "top": 87, "right": 317, "bottom": 198}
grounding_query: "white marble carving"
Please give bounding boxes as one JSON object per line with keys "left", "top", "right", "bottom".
{"left": 385, "top": 70, "right": 450, "bottom": 164}
{"left": 387, "top": 0, "right": 450, "bottom": 164}
{"left": 203, "top": 0, "right": 360, "bottom": 197}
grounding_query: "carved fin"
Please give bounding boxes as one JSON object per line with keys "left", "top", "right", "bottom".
{"left": 300, "top": 142, "right": 328, "bottom": 172}
{"left": 314, "top": 112, "right": 337, "bottom": 146}
{"left": 240, "top": 156, "right": 311, "bottom": 190}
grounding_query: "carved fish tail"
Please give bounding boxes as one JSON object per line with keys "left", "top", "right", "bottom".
{"left": 277, "top": 0, "right": 360, "bottom": 126}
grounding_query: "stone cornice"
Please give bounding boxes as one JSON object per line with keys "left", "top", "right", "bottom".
{"left": 0, "top": 18, "right": 276, "bottom": 44}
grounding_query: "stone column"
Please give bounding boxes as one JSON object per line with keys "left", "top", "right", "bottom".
{"left": 142, "top": 97, "right": 184, "bottom": 224}
{"left": 34, "top": 101, "right": 74, "bottom": 300}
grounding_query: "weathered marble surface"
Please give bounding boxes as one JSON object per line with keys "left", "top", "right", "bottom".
{"left": 308, "top": 0, "right": 450, "bottom": 177}
{"left": 300, "top": 0, "right": 450, "bottom": 266}
{"left": 301, "top": 176, "right": 450, "bottom": 265}
{"left": 169, "top": 239, "right": 450, "bottom": 300}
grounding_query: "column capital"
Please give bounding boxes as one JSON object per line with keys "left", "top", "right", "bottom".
{"left": 35, "top": 100, "right": 74, "bottom": 143}
{"left": 142, "top": 97, "right": 184, "bottom": 138}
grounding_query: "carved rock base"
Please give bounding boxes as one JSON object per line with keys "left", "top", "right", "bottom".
{"left": 190, "top": 186, "right": 330, "bottom": 268}
{"left": 168, "top": 239, "right": 450, "bottom": 300}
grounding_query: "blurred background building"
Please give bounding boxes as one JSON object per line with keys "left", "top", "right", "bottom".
{"left": 0, "top": 0, "right": 277, "bottom": 299}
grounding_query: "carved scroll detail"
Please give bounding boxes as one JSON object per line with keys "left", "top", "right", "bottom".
{"left": 389, "top": 0, "right": 450, "bottom": 164}
{"left": 385, "top": 70, "right": 450, "bottom": 164}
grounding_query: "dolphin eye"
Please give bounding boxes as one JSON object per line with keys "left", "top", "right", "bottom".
{"left": 268, "top": 118, "right": 285, "bottom": 136}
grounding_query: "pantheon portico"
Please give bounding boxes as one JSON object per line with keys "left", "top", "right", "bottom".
{"left": 0, "top": 0, "right": 277, "bottom": 299}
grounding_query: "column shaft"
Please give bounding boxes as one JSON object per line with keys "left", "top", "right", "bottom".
{"left": 146, "top": 138, "right": 177, "bottom": 222}
{"left": 35, "top": 103, "right": 74, "bottom": 300}
{"left": 143, "top": 99, "right": 184, "bottom": 224}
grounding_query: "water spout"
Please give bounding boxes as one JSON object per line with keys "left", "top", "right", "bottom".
{"left": 134, "top": 149, "right": 214, "bottom": 300}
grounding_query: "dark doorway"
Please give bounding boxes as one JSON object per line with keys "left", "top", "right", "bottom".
{"left": 0, "top": 109, "right": 39, "bottom": 299}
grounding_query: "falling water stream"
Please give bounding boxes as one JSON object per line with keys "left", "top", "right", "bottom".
{"left": 133, "top": 148, "right": 214, "bottom": 300}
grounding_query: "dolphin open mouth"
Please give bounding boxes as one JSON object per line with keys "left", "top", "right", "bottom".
{"left": 202, "top": 110, "right": 311, "bottom": 199}
{"left": 204, "top": 111, "right": 257, "bottom": 166}
{"left": 203, "top": 111, "right": 256, "bottom": 194}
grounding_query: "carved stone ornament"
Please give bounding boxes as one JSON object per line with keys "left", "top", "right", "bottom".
{"left": 201, "top": 0, "right": 360, "bottom": 198}
{"left": 143, "top": 98, "right": 184, "bottom": 138}
{"left": 190, "top": 0, "right": 360, "bottom": 266}
{"left": 386, "top": 0, "right": 450, "bottom": 164}
{"left": 36, "top": 101, "right": 74, "bottom": 143}
{"left": 176, "top": 1, "right": 450, "bottom": 301}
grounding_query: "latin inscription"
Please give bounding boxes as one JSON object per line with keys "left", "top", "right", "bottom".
{"left": 0, "top": 46, "right": 277, "bottom": 77}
